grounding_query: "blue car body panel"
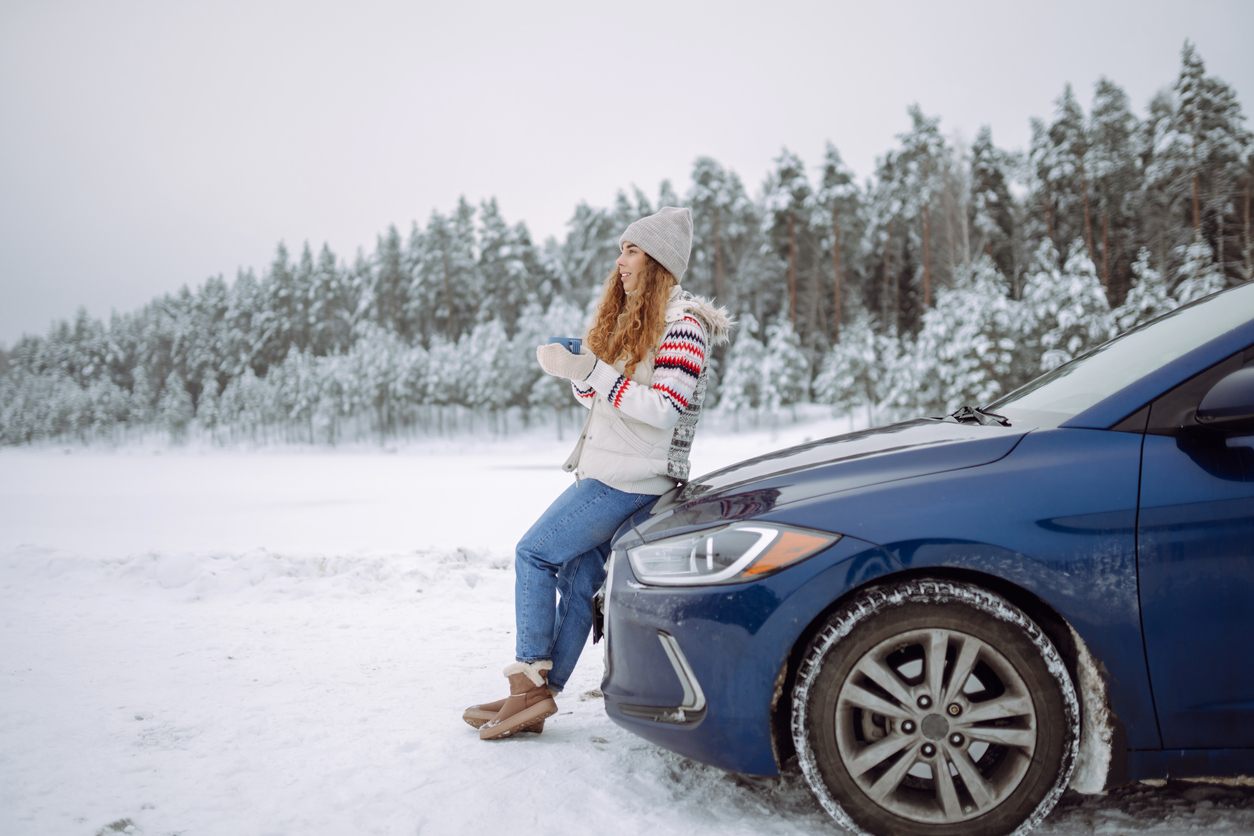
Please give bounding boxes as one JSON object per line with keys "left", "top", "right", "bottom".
{"left": 1138, "top": 432, "right": 1254, "bottom": 749}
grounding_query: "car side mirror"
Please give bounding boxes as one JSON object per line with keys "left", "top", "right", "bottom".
{"left": 1196, "top": 367, "right": 1254, "bottom": 430}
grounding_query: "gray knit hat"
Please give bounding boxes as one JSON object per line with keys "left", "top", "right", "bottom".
{"left": 619, "top": 206, "right": 693, "bottom": 282}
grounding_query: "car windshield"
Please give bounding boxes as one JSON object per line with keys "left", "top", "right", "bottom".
{"left": 987, "top": 283, "right": 1254, "bottom": 425}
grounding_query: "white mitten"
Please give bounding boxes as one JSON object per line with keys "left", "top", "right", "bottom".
{"left": 536, "top": 343, "right": 597, "bottom": 381}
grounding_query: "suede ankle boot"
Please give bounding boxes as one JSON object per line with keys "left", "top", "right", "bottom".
{"left": 463, "top": 697, "right": 547, "bottom": 732}
{"left": 479, "top": 661, "right": 558, "bottom": 740}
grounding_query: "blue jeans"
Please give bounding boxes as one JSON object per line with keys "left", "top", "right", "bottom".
{"left": 515, "top": 479, "right": 658, "bottom": 692}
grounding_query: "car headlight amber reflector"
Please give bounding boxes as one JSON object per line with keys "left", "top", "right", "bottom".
{"left": 626, "top": 523, "right": 840, "bottom": 586}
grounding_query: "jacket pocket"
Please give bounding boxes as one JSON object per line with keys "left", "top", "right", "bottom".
{"left": 608, "top": 417, "right": 655, "bottom": 456}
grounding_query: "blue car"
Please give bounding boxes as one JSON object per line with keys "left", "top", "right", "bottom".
{"left": 600, "top": 282, "right": 1254, "bottom": 836}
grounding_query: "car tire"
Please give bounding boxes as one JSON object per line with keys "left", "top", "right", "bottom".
{"left": 792, "top": 579, "right": 1079, "bottom": 836}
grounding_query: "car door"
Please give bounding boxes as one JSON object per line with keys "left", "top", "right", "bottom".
{"left": 1137, "top": 346, "right": 1254, "bottom": 749}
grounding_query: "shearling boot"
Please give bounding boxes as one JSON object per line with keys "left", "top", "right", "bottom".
{"left": 462, "top": 697, "right": 548, "bottom": 732}
{"left": 479, "top": 660, "right": 558, "bottom": 740}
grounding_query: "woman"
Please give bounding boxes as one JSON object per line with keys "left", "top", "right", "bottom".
{"left": 464, "top": 206, "right": 731, "bottom": 740}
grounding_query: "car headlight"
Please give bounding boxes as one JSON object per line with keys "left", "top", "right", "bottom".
{"left": 626, "top": 523, "right": 840, "bottom": 586}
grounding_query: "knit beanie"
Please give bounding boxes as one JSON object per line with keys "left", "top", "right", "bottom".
{"left": 619, "top": 206, "right": 693, "bottom": 282}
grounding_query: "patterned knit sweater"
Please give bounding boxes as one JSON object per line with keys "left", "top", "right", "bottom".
{"left": 571, "top": 314, "right": 707, "bottom": 431}
{"left": 561, "top": 289, "right": 732, "bottom": 493}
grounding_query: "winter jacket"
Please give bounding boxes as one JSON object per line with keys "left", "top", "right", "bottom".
{"left": 564, "top": 287, "right": 733, "bottom": 494}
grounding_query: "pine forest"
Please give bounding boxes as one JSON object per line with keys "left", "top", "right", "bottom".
{"left": 2, "top": 43, "right": 1251, "bottom": 446}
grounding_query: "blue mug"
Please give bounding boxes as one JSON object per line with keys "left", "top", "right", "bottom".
{"left": 547, "top": 337, "right": 582, "bottom": 355}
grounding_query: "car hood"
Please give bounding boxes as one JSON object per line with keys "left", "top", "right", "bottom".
{"left": 623, "top": 419, "right": 1028, "bottom": 544}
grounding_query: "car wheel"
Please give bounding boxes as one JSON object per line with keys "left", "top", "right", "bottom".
{"left": 792, "top": 580, "right": 1079, "bottom": 836}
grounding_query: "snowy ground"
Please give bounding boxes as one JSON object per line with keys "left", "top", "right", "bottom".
{"left": 2, "top": 410, "right": 1252, "bottom": 836}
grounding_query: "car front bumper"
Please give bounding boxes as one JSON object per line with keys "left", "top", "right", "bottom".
{"left": 601, "top": 533, "right": 897, "bottom": 776}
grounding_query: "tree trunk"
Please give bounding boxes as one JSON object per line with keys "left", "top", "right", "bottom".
{"left": 713, "top": 206, "right": 725, "bottom": 301}
{"left": 1218, "top": 208, "right": 1225, "bottom": 278}
{"left": 441, "top": 251, "right": 455, "bottom": 339}
{"left": 1193, "top": 172, "right": 1202, "bottom": 242}
{"left": 1079, "top": 156, "right": 1096, "bottom": 266}
{"left": 1101, "top": 212, "right": 1110, "bottom": 293}
{"left": 882, "top": 219, "right": 893, "bottom": 324}
{"left": 960, "top": 181, "right": 971, "bottom": 267}
{"left": 1192, "top": 109, "right": 1202, "bottom": 242}
{"left": 832, "top": 203, "right": 842, "bottom": 344}
{"left": 1245, "top": 178, "right": 1252, "bottom": 279}
{"left": 1043, "top": 188, "right": 1057, "bottom": 254}
{"left": 788, "top": 212, "right": 797, "bottom": 328}
{"left": 923, "top": 201, "right": 932, "bottom": 308}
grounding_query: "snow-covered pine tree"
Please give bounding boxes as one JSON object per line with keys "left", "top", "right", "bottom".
{"left": 369, "top": 226, "right": 411, "bottom": 341}
{"left": 812, "top": 143, "right": 862, "bottom": 344}
{"left": 1172, "top": 240, "right": 1227, "bottom": 303}
{"left": 969, "top": 126, "right": 1019, "bottom": 287}
{"left": 307, "top": 243, "right": 354, "bottom": 356}
{"left": 688, "top": 157, "right": 756, "bottom": 305}
{"left": 894, "top": 105, "right": 951, "bottom": 316}
{"left": 224, "top": 266, "right": 262, "bottom": 380}
{"left": 719, "top": 313, "right": 767, "bottom": 425}
{"left": 1019, "top": 241, "right": 1114, "bottom": 372}
{"left": 761, "top": 149, "right": 815, "bottom": 336}
{"left": 158, "top": 370, "right": 194, "bottom": 442}
{"left": 813, "top": 311, "right": 901, "bottom": 427}
{"left": 1088, "top": 78, "right": 1143, "bottom": 302}
{"left": 255, "top": 242, "right": 301, "bottom": 375}
{"left": 1029, "top": 85, "right": 1095, "bottom": 272}
{"left": 1113, "top": 249, "right": 1175, "bottom": 332}
{"left": 478, "top": 198, "right": 535, "bottom": 338}
{"left": 762, "top": 316, "right": 809, "bottom": 416}
{"left": 416, "top": 200, "right": 480, "bottom": 342}
{"left": 557, "top": 202, "right": 620, "bottom": 308}
{"left": 1148, "top": 41, "right": 1253, "bottom": 283}
{"left": 909, "top": 256, "right": 1020, "bottom": 414}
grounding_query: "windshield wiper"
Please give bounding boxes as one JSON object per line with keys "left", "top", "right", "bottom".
{"left": 943, "top": 406, "right": 1011, "bottom": 427}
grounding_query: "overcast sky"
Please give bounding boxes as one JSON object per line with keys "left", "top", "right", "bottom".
{"left": 1, "top": 0, "right": 1251, "bottom": 347}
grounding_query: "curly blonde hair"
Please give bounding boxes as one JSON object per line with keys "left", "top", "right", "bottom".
{"left": 586, "top": 255, "right": 677, "bottom": 379}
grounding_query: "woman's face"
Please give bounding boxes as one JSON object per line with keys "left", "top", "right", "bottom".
{"left": 616, "top": 241, "right": 649, "bottom": 294}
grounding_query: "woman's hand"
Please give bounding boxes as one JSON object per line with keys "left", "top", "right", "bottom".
{"left": 536, "top": 343, "right": 597, "bottom": 381}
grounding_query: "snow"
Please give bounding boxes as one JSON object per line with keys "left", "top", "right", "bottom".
{"left": 2, "top": 413, "right": 1253, "bottom": 835}
{"left": 1069, "top": 625, "right": 1114, "bottom": 795}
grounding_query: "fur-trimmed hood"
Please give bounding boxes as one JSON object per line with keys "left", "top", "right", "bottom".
{"left": 665, "top": 287, "right": 734, "bottom": 347}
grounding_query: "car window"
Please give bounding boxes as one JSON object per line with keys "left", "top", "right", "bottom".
{"left": 987, "top": 283, "right": 1254, "bottom": 425}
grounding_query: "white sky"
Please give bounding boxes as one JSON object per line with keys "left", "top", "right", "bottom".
{"left": 1, "top": 0, "right": 1251, "bottom": 347}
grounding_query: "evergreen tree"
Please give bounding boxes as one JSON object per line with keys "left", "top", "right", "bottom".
{"left": 895, "top": 105, "right": 950, "bottom": 315}
{"left": 157, "top": 370, "right": 194, "bottom": 441}
{"left": 761, "top": 149, "right": 815, "bottom": 335}
{"left": 477, "top": 198, "right": 534, "bottom": 337}
{"left": 370, "top": 226, "right": 411, "bottom": 339}
{"left": 909, "top": 256, "right": 1021, "bottom": 413}
{"left": 415, "top": 200, "right": 480, "bottom": 341}
{"left": 256, "top": 242, "right": 300, "bottom": 374}
{"left": 719, "top": 314, "right": 767, "bottom": 417}
{"left": 1113, "top": 249, "right": 1175, "bottom": 332}
{"left": 812, "top": 143, "right": 862, "bottom": 343}
{"left": 968, "top": 126, "right": 1019, "bottom": 284}
{"left": 1148, "top": 41, "right": 1252, "bottom": 282}
{"left": 688, "top": 157, "right": 756, "bottom": 305}
{"left": 1172, "top": 240, "right": 1227, "bottom": 303}
{"left": 762, "top": 316, "right": 809, "bottom": 412}
{"left": 1088, "top": 78, "right": 1143, "bottom": 301}
{"left": 1020, "top": 242, "right": 1113, "bottom": 372}
{"left": 307, "top": 243, "right": 354, "bottom": 356}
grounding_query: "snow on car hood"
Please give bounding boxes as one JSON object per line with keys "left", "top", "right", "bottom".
{"left": 627, "top": 419, "right": 1028, "bottom": 543}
